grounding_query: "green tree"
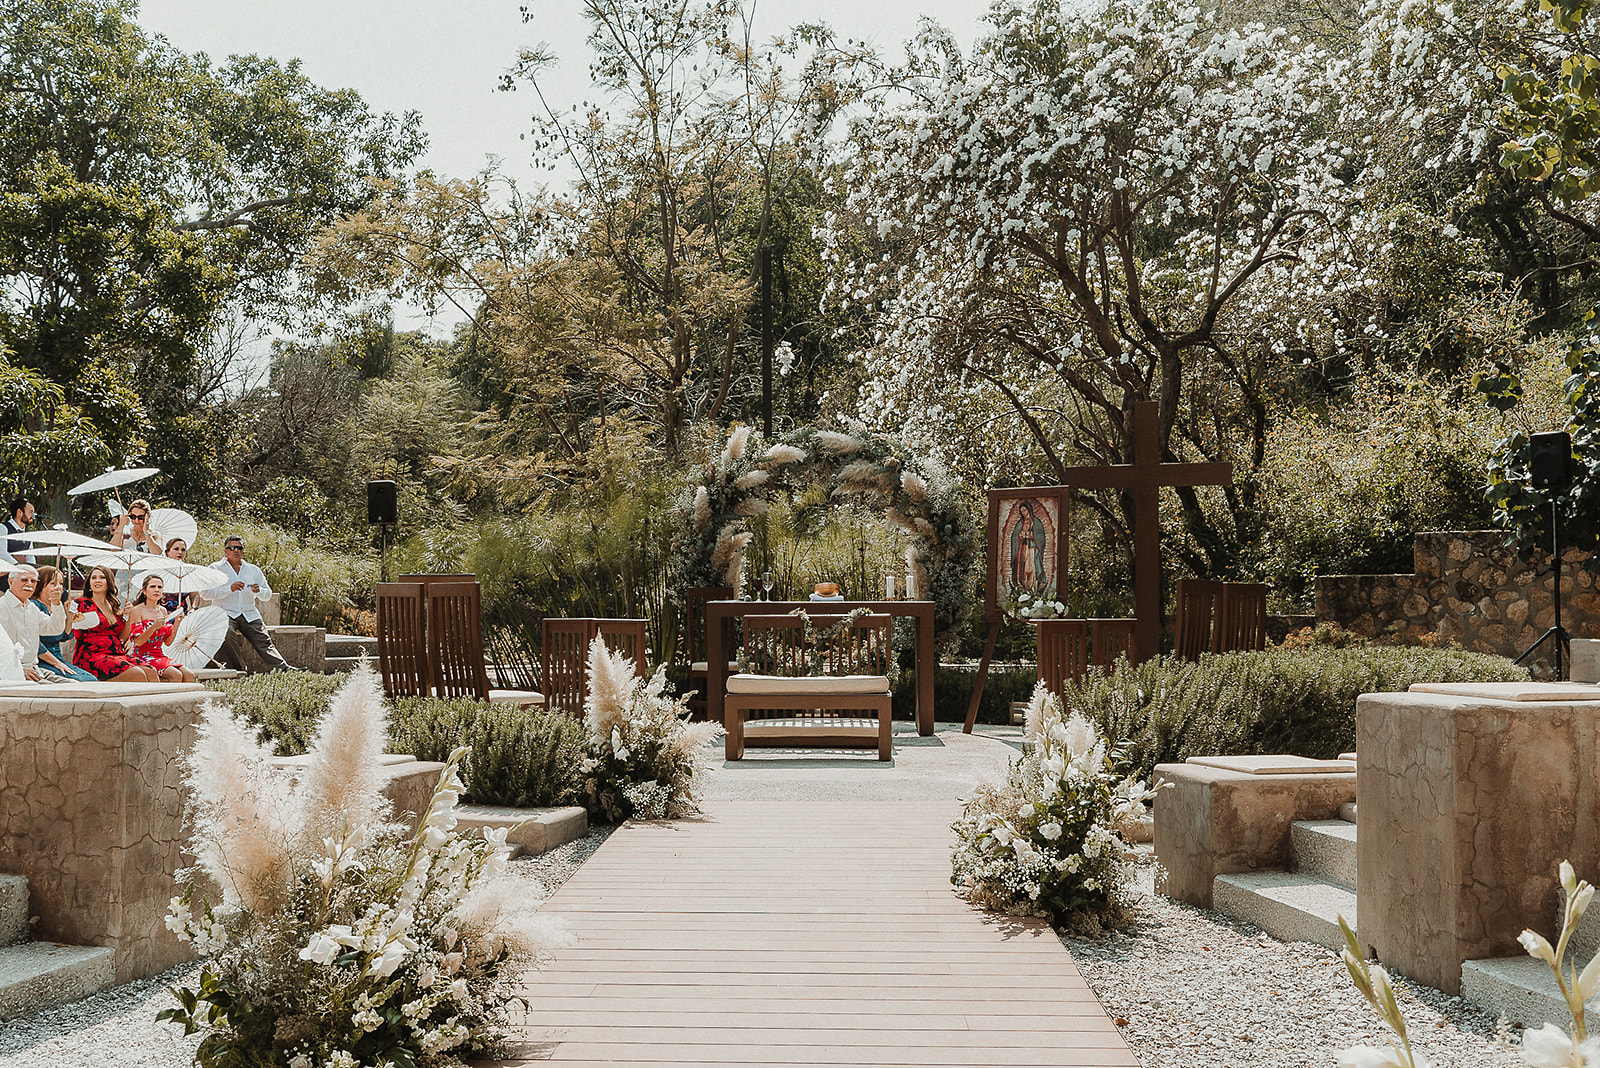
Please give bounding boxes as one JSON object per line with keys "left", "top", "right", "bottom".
{"left": 0, "top": 0, "right": 424, "bottom": 496}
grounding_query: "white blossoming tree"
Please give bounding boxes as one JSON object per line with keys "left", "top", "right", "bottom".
{"left": 823, "top": 0, "right": 1348, "bottom": 575}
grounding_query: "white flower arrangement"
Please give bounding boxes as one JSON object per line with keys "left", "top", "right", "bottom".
{"left": 580, "top": 636, "right": 724, "bottom": 822}
{"left": 1003, "top": 586, "right": 1067, "bottom": 621}
{"left": 950, "top": 683, "right": 1137, "bottom": 931}
{"left": 159, "top": 666, "right": 574, "bottom": 1067}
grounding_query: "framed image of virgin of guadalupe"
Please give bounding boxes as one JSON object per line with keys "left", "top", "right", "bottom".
{"left": 984, "top": 487, "right": 1069, "bottom": 622}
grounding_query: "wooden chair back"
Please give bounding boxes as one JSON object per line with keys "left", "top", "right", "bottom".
{"left": 685, "top": 586, "right": 734, "bottom": 664}
{"left": 739, "top": 613, "right": 893, "bottom": 677}
{"left": 1216, "top": 583, "right": 1267, "bottom": 653}
{"left": 542, "top": 618, "right": 593, "bottom": 717}
{"left": 1089, "top": 618, "right": 1136, "bottom": 669}
{"left": 1173, "top": 579, "right": 1223, "bottom": 660}
{"left": 595, "top": 618, "right": 649, "bottom": 677}
{"left": 397, "top": 573, "right": 478, "bottom": 588}
{"left": 426, "top": 582, "right": 491, "bottom": 700}
{"left": 1036, "top": 619, "right": 1090, "bottom": 697}
{"left": 375, "top": 582, "right": 429, "bottom": 698}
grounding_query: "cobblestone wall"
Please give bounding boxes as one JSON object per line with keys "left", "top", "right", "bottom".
{"left": 1314, "top": 531, "right": 1599, "bottom": 664}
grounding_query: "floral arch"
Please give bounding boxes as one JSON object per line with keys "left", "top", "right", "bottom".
{"left": 668, "top": 425, "right": 981, "bottom": 650}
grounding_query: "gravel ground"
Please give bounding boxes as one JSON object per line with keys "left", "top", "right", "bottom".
{"left": 0, "top": 827, "right": 615, "bottom": 1068}
{"left": 1065, "top": 863, "right": 1525, "bottom": 1067}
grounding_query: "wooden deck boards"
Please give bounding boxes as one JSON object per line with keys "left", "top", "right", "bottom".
{"left": 495, "top": 801, "right": 1137, "bottom": 1067}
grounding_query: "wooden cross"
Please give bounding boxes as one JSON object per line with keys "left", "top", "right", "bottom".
{"left": 1047, "top": 400, "right": 1232, "bottom": 662}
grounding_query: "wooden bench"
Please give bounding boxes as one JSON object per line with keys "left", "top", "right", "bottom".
{"left": 724, "top": 613, "right": 893, "bottom": 761}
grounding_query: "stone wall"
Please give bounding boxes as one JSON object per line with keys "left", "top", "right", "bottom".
{"left": 0, "top": 685, "right": 215, "bottom": 982}
{"left": 1314, "top": 531, "right": 1598, "bottom": 665}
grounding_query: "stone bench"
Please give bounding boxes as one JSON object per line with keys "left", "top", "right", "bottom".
{"left": 1153, "top": 755, "right": 1356, "bottom": 908}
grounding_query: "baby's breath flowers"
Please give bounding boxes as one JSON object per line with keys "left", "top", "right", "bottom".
{"left": 159, "top": 666, "right": 574, "bottom": 1068}
{"left": 950, "top": 683, "right": 1141, "bottom": 932}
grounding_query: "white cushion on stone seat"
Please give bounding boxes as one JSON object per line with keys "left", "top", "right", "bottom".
{"left": 488, "top": 689, "right": 544, "bottom": 706}
{"left": 726, "top": 674, "right": 890, "bottom": 695}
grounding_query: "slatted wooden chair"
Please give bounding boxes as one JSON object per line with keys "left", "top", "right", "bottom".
{"left": 1035, "top": 619, "right": 1089, "bottom": 699}
{"left": 595, "top": 618, "right": 650, "bottom": 677}
{"left": 1089, "top": 618, "right": 1137, "bottom": 669}
{"left": 426, "top": 582, "right": 544, "bottom": 707}
{"left": 1216, "top": 583, "right": 1268, "bottom": 653}
{"left": 541, "top": 618, "right": 594, "bottom": 718}
{"left": 1173, "top": 579, "right": 1224, "bottom": 660}
{"left": 376, "top": 582, "right": 429, "bottom": 698}
{"left": 724, "top": 613, "right": 893, "bottom": 761}
{"left": 684, "top": 586, "right": 734, "bottom": 719}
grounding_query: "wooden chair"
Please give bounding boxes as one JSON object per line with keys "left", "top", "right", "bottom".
{"left": 1089, "top": 618, "right": 1136, "bottom": 669}
{"left": 542, "top": 618, "right": 593, "bottom": 718}
{"left": 376, "top": 582, "right": 429, "bottom": 698}
{"left": 1035, "top": 619, "right": 1089, "bottom": 699}
{"left": 426, "top": 582, "right": 544, "bottom": 707}
{"left": 1216, "top": 583, "right": 1267, "bottom": 653}
{"left": 595, "top": 618, "right": 650, "bottom": 677}
{"left": 725, "top": 613, "right": 893, "bottom": 761}
{"left": 1173, "top": 579, "right": 1223, "bottom": 661}
{"left": 685, "top": 586, "right": 733, "bottom": 719}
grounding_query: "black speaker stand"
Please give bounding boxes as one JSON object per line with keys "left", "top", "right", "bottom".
{"left": 1514, "top": 498, "right": 1570, "bottom": 679}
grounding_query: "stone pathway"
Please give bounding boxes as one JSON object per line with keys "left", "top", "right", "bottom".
{"left": 489, "top": 726, "right": 1138, "bottom": 1067}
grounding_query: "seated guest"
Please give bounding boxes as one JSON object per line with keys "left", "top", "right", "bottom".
{"left": 0, "top": 564, "right": 61, "bottom": 683}
{"left": 200, "top": 535, "right": 298, "bottom": 672}
{"left": 72, "top": 565, "right": 158, "bottom": 682}
{"left": 160, "top": 538, "right": 195, "bottom": 612}
{"left": 127, "top": 574, "right": 194, "bottom": 683}
{"left": 109, "top": 499, "right": 161, "bottom": 554}
{"left": 32, "top": 565, "right": 93, "bottom": 681}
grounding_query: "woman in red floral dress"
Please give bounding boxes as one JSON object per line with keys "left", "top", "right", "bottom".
{"left": 71, "top": 566, "right": 158, "bottom": 682}
{"left": 126, "top": 574, "right": 194, "bottom": 682}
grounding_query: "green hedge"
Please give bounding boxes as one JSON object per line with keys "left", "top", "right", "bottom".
{"left": 1066, "top": 646, "right": 1527, "bottom": 781}
{"left": 213, "top": 674, "right": 583, "bottom": 808}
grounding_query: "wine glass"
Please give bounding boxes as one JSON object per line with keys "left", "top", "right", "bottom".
{"left": 762, "top": 571, "right": 775, "bottom": 601}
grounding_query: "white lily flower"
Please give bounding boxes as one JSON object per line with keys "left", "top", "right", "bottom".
{"left": 298, "top": 931, "right": 342, "bottom": 965}
{"left": 1523, "top": 1022, "right": 1600, "bottom": 1067}
{"left": 1521, "top": 929, "right": 1559, "bottom": 968}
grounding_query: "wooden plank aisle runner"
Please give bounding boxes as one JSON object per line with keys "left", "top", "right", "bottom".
{"left": 497, "top": 801, "right": 1137, "bottom": 1067}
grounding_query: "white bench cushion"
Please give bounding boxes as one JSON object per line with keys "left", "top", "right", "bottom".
{"left": 488, "top": 689, "right": 545, "bottom": 706}
{"left": 726, "top": 674, "right": 890, "bottom": 695}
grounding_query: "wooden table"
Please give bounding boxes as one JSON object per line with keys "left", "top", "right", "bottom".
{"left": 705, "top": 599, "right": 937, "bottom": 736}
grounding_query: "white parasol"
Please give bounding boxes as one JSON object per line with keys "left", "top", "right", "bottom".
{"left": 132, "top": 559, "right": 229, "bottom": 595}
{"left": 147, "top": 508, "right": 198, "bottom": 551}
{"left": 163, "top": 605, "right": 229, "bottom": 669}
{"left": 67, "top": 467, "right": 160, "bottom": 497}
{"left": 77, "top": 548, "right": 166, "bottom": 571}
{"left": 10, "top": 530, "right": 120, "bottom": 552}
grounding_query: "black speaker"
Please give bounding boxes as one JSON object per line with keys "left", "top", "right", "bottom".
{"left": 1530, "top": 431, "right": 1573, "bottom": 491}
{"left": 367, "top": 480, "right": 398, "bottom": 525}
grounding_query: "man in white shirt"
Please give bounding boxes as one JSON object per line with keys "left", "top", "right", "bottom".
{"left": 201, "top": 534, "right": 298, "bottom": 672}
{"left": 0, "top": 566, "right": 62, "bottom": 683}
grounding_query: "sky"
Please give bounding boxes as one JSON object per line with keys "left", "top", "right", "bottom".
{"left": 133, "top": 0, "right": 992, "bottom": 339}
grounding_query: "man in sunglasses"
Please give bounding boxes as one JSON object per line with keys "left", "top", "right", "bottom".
{"left": 200, "top": 534, "right": 298, "bottom": 672}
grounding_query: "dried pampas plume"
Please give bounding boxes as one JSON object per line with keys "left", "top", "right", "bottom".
{"left": 723, "top": 533, "right": 753, "bottom": 587}
{"left": 584, "top": 636, "right": 635, "bottom": 742}
{"left": 814, "top": 430, "right": 863, "bottom": 455}
{"left": 732, "top": 469, "right": 769, "bottom": 491}
{"left": 901, "top": 470, "right": 930, "bottom": 503}
{"left": 1023, "top": 682, "right": 1055, "bottom": 744}
{"left": 296, "top": 664, "right": 392, "bottom": 851}
{"left": 720, "top": 426, "right": 751, "bottom": 472}
{"left": 734, "top": 498, "right": 768, "bottom": 517}
{"left": 709, "top": 523, "right": 742, "bottom": 570}
{"left": 692, "top": 485, "right": 711, "bottom": 533}
{"left": 913, "top": 517, "right": 936, "bottom": 539}
{"left": 837, "top": 460, "right": 888, "bottom": 491}
{"left": 765, "top": 444, "right": 807, "bottom": 465}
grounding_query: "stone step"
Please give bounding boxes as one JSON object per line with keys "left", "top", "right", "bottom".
{"left": 1338, "top": 802, "right": 1358, "bottom": 824}
{"left": 0, "top": 875, "right": 27, "bottom": 948}
{"left": 1461, "top": 955, "right": 1599, "bottom": 1032}
{"left": 1212, "top": 870, "right": 1357, "bottom": 951}
{"left": 0, "top": 941, "right": 115, "bottom": 1020}
{"left": 1290, "top": 819, "right": 1357, "bottom": 889}
{"left": 456, "top": 805, "right": 588, "bottom": 860}
{"left": 325, "top": 635, "right": 377, "bottom": 658}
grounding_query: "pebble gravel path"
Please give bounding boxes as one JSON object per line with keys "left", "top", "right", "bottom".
{"left": 1065, "top": 876, "right": 1526, "bottom": 1067}
{"left": 0, "top": 827, "right": 615, "bottom": 1068}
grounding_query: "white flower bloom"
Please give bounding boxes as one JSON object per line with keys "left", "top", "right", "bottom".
{"left": 1523, "top": 1022, "right": 1600, "bottom": 1067}
{"left": 298, "top": 931, "right": 343, "bottom": 966}
{"left": 1038, "top": 822, "right": 1063, "bottom": 841}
